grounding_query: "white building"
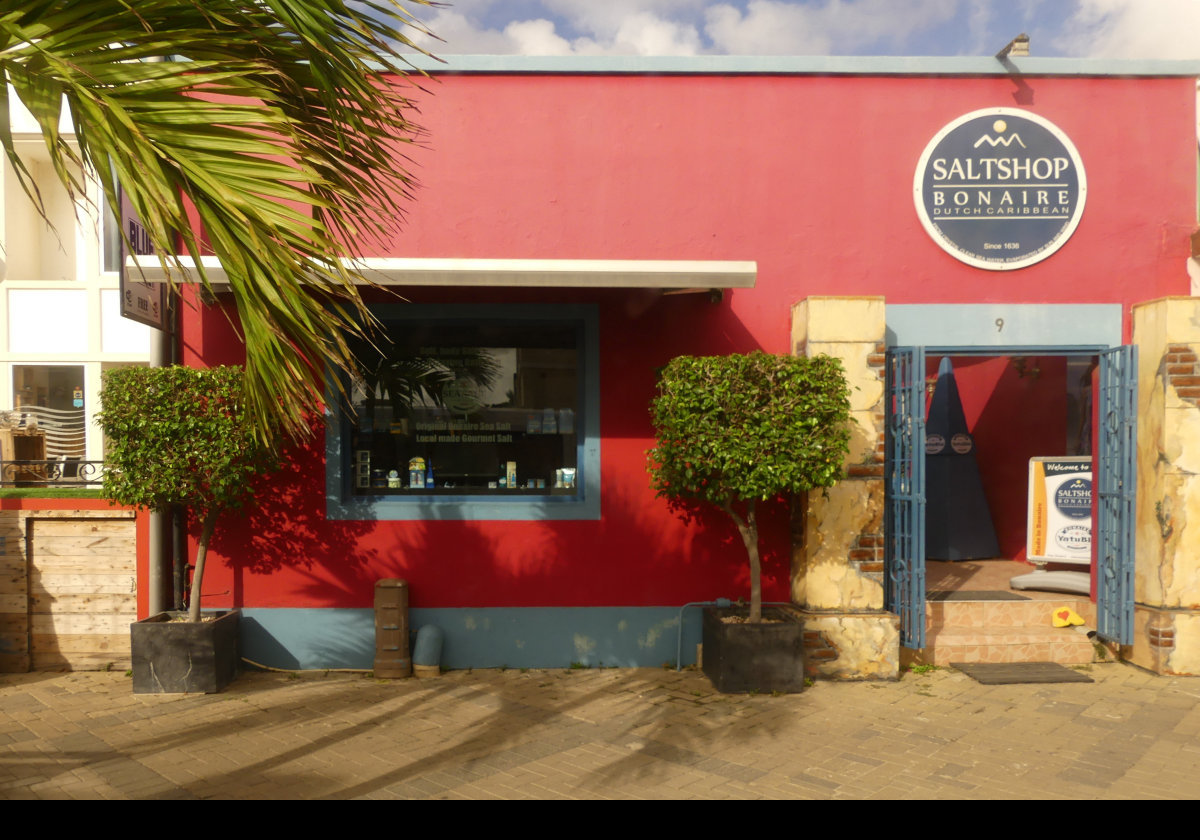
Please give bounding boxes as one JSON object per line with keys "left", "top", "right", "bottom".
{"left": 0, "top": 96, "right": 152, "bottom": 465}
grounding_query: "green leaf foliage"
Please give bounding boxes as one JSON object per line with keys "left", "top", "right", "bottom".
{"left": 97, "top": 366, "right": 278, "bottom": 518}
{"left": 647, "top": 351, "right": 852, "bottom": 508}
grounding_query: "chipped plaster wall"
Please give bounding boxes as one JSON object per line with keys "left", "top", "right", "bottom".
{"left": 790, "top": 297, "right": 897, "bottom": 679}
{"left": 791, "top": 297, "right": 886, "bottom": 612}
{"left": 804, "top": 613, "right": 900, "bottom": 681}
{"left": 797, "top": 481, "right": 885, "bottom": 610}
{"left": 1130, "top": 297, "right": 1200, "bottom": 674}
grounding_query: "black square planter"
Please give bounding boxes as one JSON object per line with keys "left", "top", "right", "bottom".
{"left": 131, "top": 610, "right": 240, "bottom": 694}
{"left": 701, "top": 606, "right": 806, "bottom": 694}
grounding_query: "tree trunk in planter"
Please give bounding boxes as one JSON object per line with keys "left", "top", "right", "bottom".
{"left": 702, "top": 606, "right": 806, "bottom": 694}
{"left": 131, "top": 609, "right": 240, "bottom": 694}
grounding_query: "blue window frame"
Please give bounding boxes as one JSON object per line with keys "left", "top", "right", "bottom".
{"left": 325, "top": 304, "right": 600, "bottom": 521}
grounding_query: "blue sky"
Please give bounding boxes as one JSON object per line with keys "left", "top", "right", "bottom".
{"left": 402, "top": 0, "right": 1200, "bottom": 58}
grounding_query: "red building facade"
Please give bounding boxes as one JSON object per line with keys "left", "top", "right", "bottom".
{"left": 170, "top": 56, "right": 1200, "bottom": 673}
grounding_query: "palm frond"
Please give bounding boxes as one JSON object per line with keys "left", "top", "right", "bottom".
{"left": 0, "top": 0, "right": 434, "bottom": 444}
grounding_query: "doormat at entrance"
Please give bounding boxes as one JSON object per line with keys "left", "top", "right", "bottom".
{"left": 951, "top": 662, "right": 1094, "bottom": 684}
{"left": 927, "top": 590, "right": 1029, "bottom": 601}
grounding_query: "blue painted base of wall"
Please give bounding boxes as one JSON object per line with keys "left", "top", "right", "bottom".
{"left": 240, "top": 606, "right": 706, "bottom": 671}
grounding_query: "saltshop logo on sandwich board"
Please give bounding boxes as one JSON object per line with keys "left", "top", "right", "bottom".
{"left": 914, "top": 108, "right": 1086, "bottom": 270}
{"left": 1054, "top": 477, "right": 1092, "bottom": 519}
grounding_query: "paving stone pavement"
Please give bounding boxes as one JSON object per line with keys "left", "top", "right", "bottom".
{"left": 2, "top": 662, "right": 1199, "bottom": 799}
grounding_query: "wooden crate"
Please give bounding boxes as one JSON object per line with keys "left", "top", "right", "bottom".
{"left": 0, "top": 428, "right": 47, "bottom": 484}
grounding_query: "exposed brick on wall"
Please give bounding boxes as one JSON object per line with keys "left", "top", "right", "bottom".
{"left": 802, "top": 629, "right": 838, "bottom": 677}
{"left": 848, "top": 342, "right": 888, "bottom": 479}
{"left": 849, "top": 532, "right": 885, "bottom": 576}
{"left": 874, "top": 411, "right": 886, "bottom": 461}
{"left": 1148, "top": 623, "right": 1176, "bottom": 649}
{"left": 845, "top": 345, "right": 887, "bottom": 571}
{"left": 1165, "top": 344, "right": 1200, "bottom": 405}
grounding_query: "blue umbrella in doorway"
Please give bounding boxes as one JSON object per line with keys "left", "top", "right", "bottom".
{"left": 925, "top": 356, "right": 1000, "bottom": 560}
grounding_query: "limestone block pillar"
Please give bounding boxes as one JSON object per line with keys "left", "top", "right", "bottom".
{"left": 1130, "top": 297, "right": 1200, "bottom": 675}
{"left": 790, "top": 296, "right": 898, "bottom": 680}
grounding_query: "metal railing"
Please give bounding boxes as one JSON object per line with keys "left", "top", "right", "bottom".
{"left": 0, "top": 459, "right": 104, "bottom": 487}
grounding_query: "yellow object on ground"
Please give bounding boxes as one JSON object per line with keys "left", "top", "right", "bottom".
{"left": 1052, "top": 606, "right": 1085, "bottom": 627}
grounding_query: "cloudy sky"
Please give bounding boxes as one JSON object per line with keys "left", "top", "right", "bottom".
{"left": 401, "top": 0, "right": 1200, "bottom": 58}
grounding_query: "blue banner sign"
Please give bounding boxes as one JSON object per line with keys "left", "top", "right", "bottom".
{"left": 914, "top": 108, "right": 1086, "bottom": 270}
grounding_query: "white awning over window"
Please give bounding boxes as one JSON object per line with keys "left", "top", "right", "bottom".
{"left": 126, "top": 256, "right": 757, "bottom": 292}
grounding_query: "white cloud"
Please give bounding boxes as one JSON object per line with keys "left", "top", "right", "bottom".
{"left": 541, "top": 0, "right": 708, "bottom": 36}
{"left": 404, "top": 0, "right": 1200, "bottom": 59}
{"left": 414, "top": 0, "right": 967, "bottom": 56}
{"left": 505, "top": 19, "right": 575, "bottom": 55}
{"left": 406, "top": 9, "right": 518, "bottom": 53}
{"left": 407, "top": 2, "right": 702, "bottom": 55}
{"left": 1058, "top": 0, "right": 1200, "bottom": 59}
{"left": 705, "top": 2, "right": 831, "bottom": 53}
{"left": 963, "top": 0, "right": 995, "bottom": 56}
{"left": 610, "top": 12, "right": 703, "bottom": 54}
{"left": 414, "top": 0, "right": 965, "bottom": 56}
{"left": 704, "top": 0, "right": 960, "bottom": 55}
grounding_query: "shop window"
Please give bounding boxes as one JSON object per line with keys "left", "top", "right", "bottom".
{"left": 10, "top": 364, "right": 87, "bottom": 459}
{"left": 326, "top": 304, "right": 599, "bottom": 521}
{"left": 101, "top": 161, "right": 123, "bottom": 274}
{"left": 102, "top": 194, "right": 121, "bottom": 274}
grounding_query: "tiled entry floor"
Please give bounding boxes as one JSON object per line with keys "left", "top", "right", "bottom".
{"left": 915, "top": 558, "right": 1099, "bottom": 666}
{"left": 926, "top": 558, "right": 1079, "bottom": 600}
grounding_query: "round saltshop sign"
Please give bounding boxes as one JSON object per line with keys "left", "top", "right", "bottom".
{"left": 914, "top": 108, "right": 1086, "bottom": 270}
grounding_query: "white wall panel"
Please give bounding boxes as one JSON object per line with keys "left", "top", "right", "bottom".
{"left": 8, "top": 289, "right": 88, "bottom": 353}
{"left": 100, "top": 290, "right": 151, "bottom": 354}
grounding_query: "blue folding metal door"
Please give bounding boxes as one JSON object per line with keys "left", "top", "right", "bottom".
{"left": 1096, "top": 345, "right": 1137, "bottom": 645}
{"left": 885, "top": 346, "right": 926, "bottom": 649}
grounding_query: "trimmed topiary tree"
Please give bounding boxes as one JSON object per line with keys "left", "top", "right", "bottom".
{"left": 647, "top": 351, "right": 852, "bottom": 622}
{"left": 98, "top": 365, "right": 278, "bottom": 622}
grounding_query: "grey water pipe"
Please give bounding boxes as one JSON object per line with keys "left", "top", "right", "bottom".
{"left": 676, "top": 599, "right": 731, "bottom": 670}
{"left": 148, "top": 290, "right": 181, "bottom": 615}
{"left": 675, "top": 599, "right": 797, "bottom": 671}
{"left": 147, "top": 318, "right": 169, "bottom": 615}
